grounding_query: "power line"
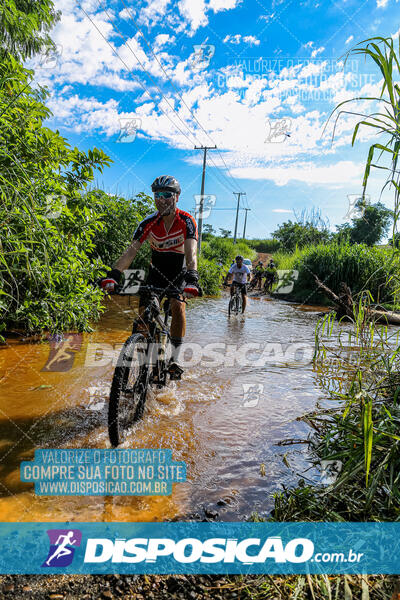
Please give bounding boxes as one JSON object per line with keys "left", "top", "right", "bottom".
{"left": 118, "top": 0, "right": 218, "bottom": 148}
{"left": 79, "top": 4, "right": 200, "bottom": 148}
{"left": 106, "top": 1, "right": 245, "bottom": 195}
{"left": 207, "top": 154, "right": 240, "bottom": 193}
{"left": 117, "top": 0, "right": 245, "bottom": 195}
{"left": 207, "top": 159, "right": 238, "bottom": 194}
{"left": 97, "top": 2, "right": 202, "bottom": 148}
{"left": 82, "top": 3, "right": 248, "bottom": 224}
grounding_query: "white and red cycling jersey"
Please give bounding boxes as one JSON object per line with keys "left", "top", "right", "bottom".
{"left": 133, "top": 209, "right": 198, "bottom": 281}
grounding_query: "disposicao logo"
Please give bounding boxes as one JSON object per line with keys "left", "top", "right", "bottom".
{"left": 83, "top": 536, "right": 314, "bottom": 564}
{"left": 42, "top": 529, "right": 82, "bottom": 567}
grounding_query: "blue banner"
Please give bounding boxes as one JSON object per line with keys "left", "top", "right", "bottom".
{"left": 0, "top": 522, "right": 399, "bottom": 574}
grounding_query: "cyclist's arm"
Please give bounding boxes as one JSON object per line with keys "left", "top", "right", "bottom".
{"left": 113, "top": 239, "right": 142, "bottom": 272}
{"left": 224, "top": 266, "right": 234, "bottom": 285}
{"left": 184, "top": 238, "right": 197, "bottom": 271}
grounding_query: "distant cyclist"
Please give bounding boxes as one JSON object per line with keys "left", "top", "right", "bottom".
{"left": 223, "top": 255, "right": 251, "bottom": 313}
{"left": 99, "top": 175, "right": 201, "bottom": 379}
{"left": 251, "top": 261, "right": 264, "bottom": 290}
{"left": 264, "top": 259, "right": 278, "bottom": 293}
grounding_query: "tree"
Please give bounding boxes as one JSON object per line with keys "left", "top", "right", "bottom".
{"left": 0, "top": 0, "right": 60, "bottom": 61}
{"left": 272, "top": 220, "right": 330, "bottom": 252}
{"left": 0, "top": 57, "right": 112, "bottom": 333}
{"left": 348, "top": 202, "right": 392, "bottom": 246}
{"left": 203, "top": 224, "right": 215, "bottom": 235}
{"left": 90, "top": 190, "right": 155, "bottom": 271}
{"left": 389, "top": 232, "right": 400, "bottom": 248}
{"left": 219, "top": 228, "right": 232, "bottom": 238}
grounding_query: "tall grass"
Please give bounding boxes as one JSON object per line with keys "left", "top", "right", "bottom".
{"left": 329, "top": 36, "right": 400, "bottom": 245}
{"left": 272, "top": 303, "right": 400, "bottom": 522}
{"left": 271, "top": 246, "right": 307, "bottom": 270}
{"left": 287, "top": 242, "right": 400, "bottom": 305}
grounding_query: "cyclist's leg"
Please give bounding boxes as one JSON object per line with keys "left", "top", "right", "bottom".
{"left": 241, "top": 283, "right": 247, "bottom": 312}
{"left": 166, "top": 271, "right": 186, "bottom": 372}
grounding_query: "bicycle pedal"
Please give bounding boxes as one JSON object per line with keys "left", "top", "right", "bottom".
{"left": 168, "top": 363, "right": 184, "bottom": 380}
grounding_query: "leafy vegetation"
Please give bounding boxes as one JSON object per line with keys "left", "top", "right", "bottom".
{"left": 329, "top": 36, "right": 400, "bottom": 244}
{"left": 272, "top": 220, "right": 331, "bottom": 252}
{"left": 272, "top": 304, "right": 400, "bottom": 522}
{"left": 0, "top": 56, "right": 115, "bottom": 333}
{"left": 247, "top": 238, "right": 281, "bottom": 253}
{"left": 333, "top": 201, "right": 393, "bottom": 246}
{"left": 89, "top": 189, "right": 154, "bottom": 273}
{"left": 290, "top": 242, "right": 400, "bottom": 305}
{"left": 201, "top": 235, "right": 256, "bottom": 266}
{"left": 0, "top": 0, "right": 60, "bottom": 61}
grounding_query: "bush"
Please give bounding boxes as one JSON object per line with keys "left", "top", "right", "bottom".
{"left": 198, "top": 256, "right": 222, "bottom": 295}
{"left": 248, "top": 238, "right": 281, "bottom": 253}
{"left": 291, "top": 242, "right": 400, "bottom": 304}
{"left": 90, "top": 190, "right": 154, "bottom": 273}
{"left": 272, "top": 221, "right": 330, "bottom": 252}
{"left": 202, "top": 236, "right": 256, "bottom": 267}
{"left": 0, "top": 58, "right": 112, "bottom": 334}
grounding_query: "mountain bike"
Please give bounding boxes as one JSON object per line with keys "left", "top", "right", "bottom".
{"left": 248, "top": 273, "right": 262, "bottom": 292}
{"left": 108, "top": 285, "right": 184, "bottom": 447}
{"left": 227, "top": 283, "right": 243, "bottom": 316}
{"left": 263, "top": 273, "right": 277, "bottom": 294}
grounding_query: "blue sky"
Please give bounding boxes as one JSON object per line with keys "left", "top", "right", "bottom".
{"left": 29, "top": 0, "right": 400, "bottom": 238}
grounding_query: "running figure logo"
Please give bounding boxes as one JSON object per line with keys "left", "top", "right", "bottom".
{"left": 42, "top": 529, "right": 82, "bottom": 567}
{"left": 41, "top": 334, "right": 82, "bottom": 372}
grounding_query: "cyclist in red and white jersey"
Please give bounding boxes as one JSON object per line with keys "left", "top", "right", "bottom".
{"left": 100, "top": 175, "right": 200, "bottom": 378}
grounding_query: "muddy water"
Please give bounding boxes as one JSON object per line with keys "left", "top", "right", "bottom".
{"left": 0, "top": 294, "right": 330, "bottom": 522}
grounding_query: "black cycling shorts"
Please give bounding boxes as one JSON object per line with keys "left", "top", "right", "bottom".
{"left": 232, "top": 281, "right": 247, "bottom": 296}
{"left": 139, "top": 266, "right": 186, "bottom": 306}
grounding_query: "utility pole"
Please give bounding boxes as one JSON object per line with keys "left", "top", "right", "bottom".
{"left": 194, "top": 145, "right": 217, "bottom": 252}
{"left": 242, "top": 208, "right": 250, "bottom": 239}
{"left": 233, "top": 192, "right": 246, "bottom": 243}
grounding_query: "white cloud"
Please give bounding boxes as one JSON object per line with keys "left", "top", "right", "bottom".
{"left": 311, "top": 46, "right": 325, "bottom": 58}
{"left": 272, "top": 208, "right": 293, "bottom": 213}
{"left": 304, "top": 40, "right": 325, "bottom": 58}
{"left": 243, "top": 35, "right": 261, "bottom": 46}
{"left": 223, "top": 34, "right": 260, "bottom": 45}
{"left": 138, "top": 0, "right": 172, "bottom": 26}
{"left": 230, "top": 161, "right": 364, "bottom": 186}
{"left": 223, "top": 34, "right": 242, "bottom": 44}
{"left": 118, "top": 8, "right": 131, "bottom": 20}
{"left": 154, "top": 33, "right": 175, "bottom": 50}
{"left": 345, "top": 35, "right": 354, "bottom": 44}
{"left": 177, "top": 0, "right": 208, "bottom": 34}
{"left": 41, "top": 9, "right": 386, "bottom": 185}
{"left": 377, "top": 0, "right": 389, "bottom": 7}
{"left": 209, "top": 0, "right": 241, "bottom": 11}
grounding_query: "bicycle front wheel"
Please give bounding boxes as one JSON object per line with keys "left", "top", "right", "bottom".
{"left": 228, "top": 296, "right": 235, "bottom": 317}
{"left": 108, "top": 333, "right": 149, "bottom": 447}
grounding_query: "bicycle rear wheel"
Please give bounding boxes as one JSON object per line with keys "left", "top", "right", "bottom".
{"left": 108, "top": 333, "right": 149, "bottom": 447}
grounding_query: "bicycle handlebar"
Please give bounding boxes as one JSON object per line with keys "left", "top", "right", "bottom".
{"left": 111, "top": 284, "right": 187, "bottom": 301}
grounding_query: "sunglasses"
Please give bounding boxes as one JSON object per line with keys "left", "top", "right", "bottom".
{"left": 154, "top": 191, "right": 175, "bottom": 199}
